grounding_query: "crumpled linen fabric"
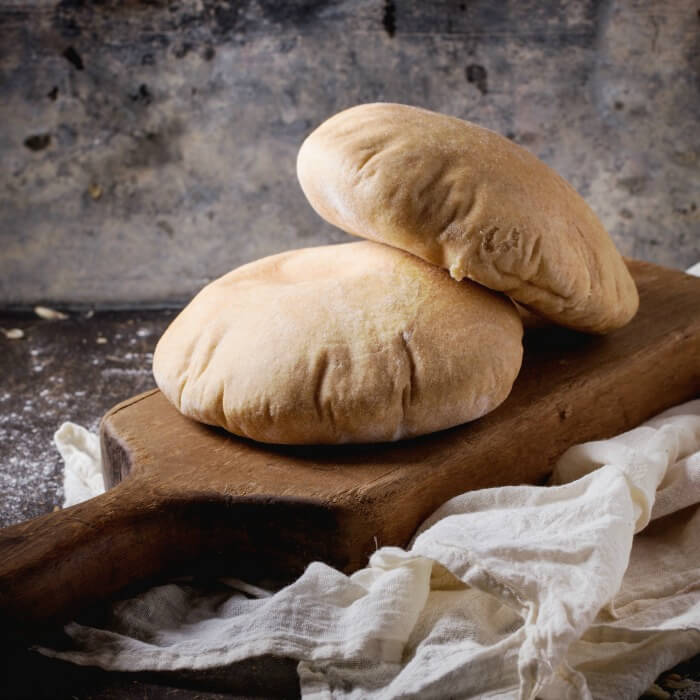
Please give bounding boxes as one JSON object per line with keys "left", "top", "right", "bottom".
{"left": 55, "top": 422, "right": 104, "bottom": 508}
{"left": 39, "top": 399, "right": 700, "bottom": 699}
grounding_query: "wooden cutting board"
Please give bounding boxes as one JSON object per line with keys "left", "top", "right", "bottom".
{"left": 0, "top": 260, "right": 699, "bottom": 637}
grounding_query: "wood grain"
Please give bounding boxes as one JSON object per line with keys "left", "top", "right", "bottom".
{"left": 0, "top": 260, "right": 698, "bottom": 637}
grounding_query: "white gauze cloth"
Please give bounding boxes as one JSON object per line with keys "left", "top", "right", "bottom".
{"left": 39, "top": 399, "right": 700, "bottom": 700}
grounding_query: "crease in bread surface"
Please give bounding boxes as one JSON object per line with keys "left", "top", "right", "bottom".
{"left": 297, "top": 102, "right": 638, "bottom": 334}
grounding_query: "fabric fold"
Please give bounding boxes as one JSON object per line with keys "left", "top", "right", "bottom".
{"left": 41, "top": 400, "right": 700, "bottom": 700}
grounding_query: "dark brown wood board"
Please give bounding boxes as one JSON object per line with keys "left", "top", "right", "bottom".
{"left": 0, "top": 260, "right": 699, "bottom": 638}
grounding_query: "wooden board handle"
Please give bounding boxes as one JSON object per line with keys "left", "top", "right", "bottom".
{"left": 0, "top": 473, "right": 343, "bottom": 639}
{"left": 0, "top": 480, "right": 175, "bottom": 638}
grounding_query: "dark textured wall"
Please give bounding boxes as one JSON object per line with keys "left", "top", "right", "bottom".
{"left": 1, "top": 0, "right": 698, "bottom": 308}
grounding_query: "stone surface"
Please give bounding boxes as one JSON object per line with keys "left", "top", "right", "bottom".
{"left": 0, "top": 309, "right": 171, "bottom": 527}
{"left": 0, "top": 0, "right": 698, "bottom": 308}
{"left": 0, "top": 641, "right": 299, "bottom": 699}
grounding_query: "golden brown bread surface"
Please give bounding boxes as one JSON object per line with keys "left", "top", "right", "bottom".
{"left": 297, "top": 103, "right": 639, "bottom": 333}
{"left": 153, "top": 241, "right": 524, "bottom": 444}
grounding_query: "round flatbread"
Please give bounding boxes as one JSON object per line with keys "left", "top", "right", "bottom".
{"left": 153, "top": 241, "right": 524, "bottom": 444}
{"left": 297, "top": 103, "right": 638, "bottom": 333}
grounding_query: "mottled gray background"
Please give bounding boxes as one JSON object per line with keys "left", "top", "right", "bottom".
{"left": 0, "top": 0, "right": 698, "bottom": 309}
